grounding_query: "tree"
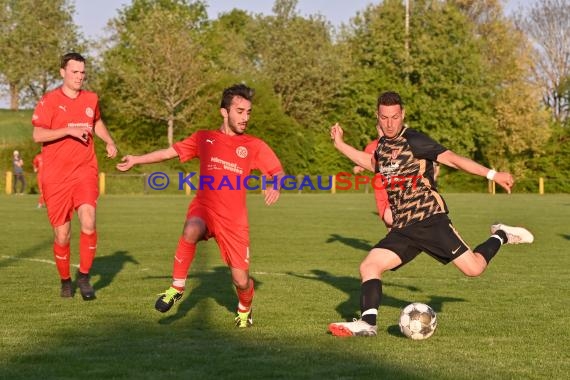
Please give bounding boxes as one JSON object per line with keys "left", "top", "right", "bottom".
{"left": 250, "top": 0, "right": 349, "bottom": 129}
{"left": 0, "top": 0, "right": 81, "bottom": 110}
{"left": 515, "top": 0, "right": 570, "bottom": 124}
{"left": 99, "top": 0, "right": 210, "bottom": 146}
{"left": 455, "top": 0, "right": 551, "bottom": 178}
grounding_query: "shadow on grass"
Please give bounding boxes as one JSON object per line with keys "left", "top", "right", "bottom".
{"left": 288, "top": 269, "right": 465, "bottom": 322}
{"left": 0, "top": 319, "right": 438, "bottom": 380}
{"left": 90, "top": 250, "right": 140, "bottom": 292}
{"left": 288, "top": 269, "right": 425, "bottom": 320}
{"left": 326, "top": 233, "right": 374, "bottom": 252}
{"left": 157, "top": 266, "right": 263, "bottom": 326}
{"left": 560, "top": 233, "right": 570, "bottom": 240}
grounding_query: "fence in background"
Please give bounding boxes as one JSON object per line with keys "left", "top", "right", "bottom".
{"left": 4, "top": 171, "right": 566, "bottom": 195}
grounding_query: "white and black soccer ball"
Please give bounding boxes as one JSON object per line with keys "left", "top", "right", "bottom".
{"left": 399, "top": 303, "right": 437, "bottom": 340}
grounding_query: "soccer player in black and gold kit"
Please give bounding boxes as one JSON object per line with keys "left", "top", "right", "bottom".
{"left": 328, "top": 91, "right": 534, "bottom": 337}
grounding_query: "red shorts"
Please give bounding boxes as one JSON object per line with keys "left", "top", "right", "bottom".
{"left": 186, "top": 200, "right": 250, "bottom": 270}
{"left": 43, "top": 176, "right": 99, "bottom": 227}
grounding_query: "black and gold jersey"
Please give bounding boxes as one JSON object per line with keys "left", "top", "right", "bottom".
{"left": 374, "top": 127, "right": 448, "bottom": 229}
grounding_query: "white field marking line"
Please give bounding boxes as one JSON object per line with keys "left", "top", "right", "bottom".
{"left": 0, "top": 259, "right": 407, "bottom": 281}
{"left": 1, "top": 255, "right": 79, "bottom": 268}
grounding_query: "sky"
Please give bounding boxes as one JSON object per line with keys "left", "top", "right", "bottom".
{"left": 0, "top": 0, "right": 536, "bottom": 108}
{"left": 74, "top": 0, "right": 536, "bottom": 40}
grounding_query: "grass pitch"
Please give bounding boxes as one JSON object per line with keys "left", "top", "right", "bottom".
{"left": 0, "top": 193, "right": 568, "bottom": 379}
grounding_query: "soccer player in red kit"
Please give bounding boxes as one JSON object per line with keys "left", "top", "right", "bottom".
{"left": 353, "top": 138, "right": 391, "bottom": 227}
{"left": 117, "top": 84, "right": 285, "bottom": 327}
{"left": 32, "top": 152, "right": 45, "bottom": 208}
{"left": 32, "top": 52, "right": 118, "bottom": 300}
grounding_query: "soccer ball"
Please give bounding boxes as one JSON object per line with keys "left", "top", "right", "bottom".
{"left": 399, "top": 303, "right": 437, "bottom": 340}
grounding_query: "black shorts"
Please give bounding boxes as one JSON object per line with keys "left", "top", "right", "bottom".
{"left": 373, "top": 213, "right": 470, "bottom": 270}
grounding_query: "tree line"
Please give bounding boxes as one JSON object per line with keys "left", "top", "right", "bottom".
{"left": 1, "top": 0, "right": 569, "bottom": 191}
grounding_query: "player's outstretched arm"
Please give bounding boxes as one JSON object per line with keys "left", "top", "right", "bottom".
{"left": 330, "top": 123, "right": 374, "bottom": 171}
{"left": 116, "top": 147, "right": 178, "bottom": 172}
{"left": 437, "top": 150, "right": 514, "bottom": 194}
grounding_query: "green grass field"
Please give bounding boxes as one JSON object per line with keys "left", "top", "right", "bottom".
{"left": 0, "top": 193, "right": 568, "bottom": 379}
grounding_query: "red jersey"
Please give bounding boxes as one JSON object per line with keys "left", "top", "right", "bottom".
{"left": 364, "top": 140, "right": 377, "bottom": 155}
{"left": 33, "top": 153, "right": 44, "bottom": 172}
{"left": 173, "top": 130, "right": 283, "bottom": 225}
{"left": 32, "top": 87, "right": 101, "bottom": 184}
{"left": 365, "top": 138, "right": 389, "bottom": 203}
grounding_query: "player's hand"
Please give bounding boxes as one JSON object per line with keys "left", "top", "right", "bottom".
{"left": 106, "top": 143, "right": 118, "bottom": 159}
{"left": 493, "top": 172, "right": 515, "bottom": 194}
{"left": 116, "top": 155, "right": 136, "bottom": 172}
{"left": 353, "top": 165, "right": 365, "bottom": 174}
{"left": 68, "top": 127, "right": 91, "bottom": 144}
{"left": 330, "top": 123, "right": 344, "bottom": 145}
{"left": 264, "top": 187, "right": 280, "bottom": 206}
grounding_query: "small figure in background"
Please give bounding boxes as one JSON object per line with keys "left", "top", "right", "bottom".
{"left": 12, "top": 150, "right": 26, "bottom": 195}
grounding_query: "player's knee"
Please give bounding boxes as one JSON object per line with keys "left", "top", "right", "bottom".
{"left": 182, "top": 220, "right": 206, "bottom": 243}
{"left": 54, "top": 233, "right": 70, "bottom": 246}
{"left": 359, "top": 260, "right": 388, "bottom": 278}
{"left": 233, "top": 277, "right": 250, "bottom": 290}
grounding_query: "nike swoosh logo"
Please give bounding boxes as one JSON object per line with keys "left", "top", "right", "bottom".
{"left": 55, "top": 255, "right": 68, "bottom": 260}
{"left": 452, "top": 246, "right": 462, "bottom": 255}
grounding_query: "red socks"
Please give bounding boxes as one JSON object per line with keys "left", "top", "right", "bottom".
{"left": 79, "top": 231, "right": 97, "bottom": 274}
{"left": 237, "top": 278, "right": 255, "bottom": 312}
{"left": 172, "top": 237, "right": 197, "bottom": 287}
{"left": 53, "top": 242, "right": 71, "bottom": 280}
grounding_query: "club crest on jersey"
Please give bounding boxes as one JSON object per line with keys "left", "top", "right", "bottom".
{"left": 85, "top": 107, "right": 94, "bottom": 118}
{"left": 236, "top": 146, "right": 248, "bottom": 158}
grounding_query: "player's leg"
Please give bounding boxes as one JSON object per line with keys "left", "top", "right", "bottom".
{"left": 328, "top": 248, "right": 402, "bottom": 337}
{"left": 76, "top": 204, "right": 97, "bottom": 300}
{"left": 45, "top": 184, "right": 74, "bottom": 297}
{"left": 231, "top": 267, "right": 254, "bottom": 328}
{"left": 453, "top": 224, "right": 533, "bottom": 277}
{"left": 155, "top": 216, "right": 207, "bottom": 313}
{"left": 53, "top": 222, "right": 73, "bottom": 297}
{"left": 74, "top": 176, "right": 99, "bottom": 301}
{"left": 215, "top": 225, "right": 253, "bottom": 327}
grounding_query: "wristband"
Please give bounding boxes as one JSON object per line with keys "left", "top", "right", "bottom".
{"left": 486, "top": 169, "right": 496, "bottom": 181}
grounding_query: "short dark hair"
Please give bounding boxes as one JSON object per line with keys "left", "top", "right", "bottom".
{"left": 221, "top": 84, "right": 254, "bottom": 110}
{"left": 60, "top": 52, "right": 86, "bottom": 69}
{"left": 377, "top": 91, "right": 403, "bottom": 109}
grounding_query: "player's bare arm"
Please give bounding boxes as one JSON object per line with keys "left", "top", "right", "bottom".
{"left": 116, "top": 147, "right": 179, "bottom": 172}
{"left": 264, "top": 170, "right": 285, "bottom": 206}
{"left": 330, "top": 123, "right": 374, "bottom": 171}
{"left": 33, "top": 126, "right": 91, "bottom": 144}
{"left": 437, "top": 150, "right": 514, "bottom": 193}
{"left": 93, "top": 119, "right": 118, "bottom": 158}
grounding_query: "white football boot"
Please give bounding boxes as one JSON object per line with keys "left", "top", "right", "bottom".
{"left": 491, "top": 223, "right": 534, "bottom": 244}
{"left": 328, "top": 319, "right": 377, "bottom": 337}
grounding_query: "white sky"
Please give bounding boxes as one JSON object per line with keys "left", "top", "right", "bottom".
{"left": 74, "top": 0, "right": 536, "bottom": 40}
{"left": 0, "top": 0, "right": 536, "bottom": 108}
